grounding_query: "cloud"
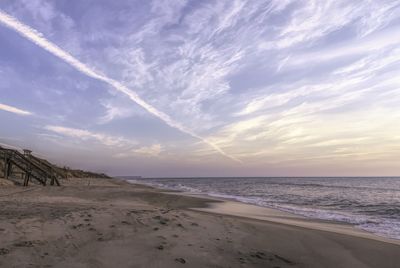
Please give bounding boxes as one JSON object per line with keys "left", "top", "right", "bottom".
{"left": 134, "top": 143, "right": 163, "bottom": 156}
{"left": 4, "top": 0, "right": 75, "bottom": 33}
{"left": 0, "top": 103, "right": 32, "bottom": 116}
{"left": 207, "top": 101, "right": 400, "bottom": 165}
{"left": 98, "top": 98, "right": 137, "bottom": 124}
{"left": 0, "top": 9, "right": 240, "bottom": 163}
{"left": 114, "top": 144, "right": 164, "bottom": 158}
{"left": 259, "top": 0, "right": 400, "bottom": 50}
{"left": 44, "top": 125, "right": 135, "bottom": 147}
{"left": 94, "top": 0, "right": 399, "bottom": 167}
{"left": 105, "top": 0, "right": 272, "bottom": 130}
{"left": 281, "top": 27, "right": 400, "bottom": 70}
{"left": 1, "top": 1, "right": 400, "bottom": 173}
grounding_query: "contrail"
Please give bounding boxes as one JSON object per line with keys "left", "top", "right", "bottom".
{"left": 0, "top": 103, "right": 32, "bottom": 116}
{"left": 0, "top": 10, "right": 241, "bottom": 163}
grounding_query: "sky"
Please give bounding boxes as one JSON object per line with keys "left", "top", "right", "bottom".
{"left": 0, "top": 0, "right": 399, "bottom": 177}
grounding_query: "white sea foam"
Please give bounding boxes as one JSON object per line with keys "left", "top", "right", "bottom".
{"left": 130, "top": 177, "right": 400, "bottom": 241}
{"left": 208, "top": 192, "right": 400, "bottom": 240}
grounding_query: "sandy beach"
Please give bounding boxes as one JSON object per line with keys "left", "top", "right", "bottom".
{"left": 0, "top": 178, "right": 399, "bottom": 268}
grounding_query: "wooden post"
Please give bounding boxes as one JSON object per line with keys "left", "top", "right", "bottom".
{"left": 3, "top": 157, "right": 7, "bottom": 179}
{"left": 23, "top": 172, "right": 30, "bottom": 186}
{"left": 2, "top": 154, "right": 6, "bottom": 178}
{"left": 6, "top": 160, "right": 12, "bottom": 179}
{"left": 24, "top": 154, "right": 31, "bottom": 186}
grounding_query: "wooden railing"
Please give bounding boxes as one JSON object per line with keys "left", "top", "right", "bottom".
{"left": 0, "top": 146, "right": 60, "bottom": 186}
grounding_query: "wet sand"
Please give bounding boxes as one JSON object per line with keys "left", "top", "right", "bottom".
{"left": 192, "top": 196, "right": 400, "bottom": 246}
{"left": 0, "top": 178, "right": 399, "bottom": 268}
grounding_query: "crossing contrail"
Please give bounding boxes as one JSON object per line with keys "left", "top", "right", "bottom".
{"left": 0, "top": 10, "right": 241, "bottom": 163}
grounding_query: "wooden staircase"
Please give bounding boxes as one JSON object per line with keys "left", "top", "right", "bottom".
{"left": 0, "top": 146, "right": 61, "bottom": 186}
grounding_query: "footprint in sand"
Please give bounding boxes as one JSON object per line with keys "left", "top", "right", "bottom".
{"left": 250, "top": 251, "right": 266, "bottom": 259}
{"left": 153, "top": 215, "right": 169, "bottom": 225}
{"left": 159, "top": 219, "right": 168, "bottom": 225}
{"left": 0, "top": 248, "right": 10, "bottom": 255}
{"left": 14, "top": 241, "right": 34, "bottom": 247}
{"left": 273, "top": 254, "right": 294, "bottom": 265}
{"left": 175, "top": 258, "right": 186, "bottom": 264}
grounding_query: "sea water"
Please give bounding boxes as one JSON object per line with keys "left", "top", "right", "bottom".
{"left": 130, "top": 177, "right": 400, "bottom": 240}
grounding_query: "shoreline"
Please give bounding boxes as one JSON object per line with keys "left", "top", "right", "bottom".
{"left": 128, "top": 180, "right": 400, "bottom": 246}
{"left": 0, "top": 177, "right": 399, "bottom": 267}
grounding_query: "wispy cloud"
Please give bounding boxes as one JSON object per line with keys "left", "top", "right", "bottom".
{"left": 1, "top": 1, "right": 399, "bottom": 175}
{"left": 105, "top": 1, "right": 276, "bottom": 130}
{"left": 0, "top": 103, "right": 32, "bottom": 116}
{"left": 44, "top": 125, "right": 135, "bottom": 148}
{"left": 114, "top": 143, "right": 164, "bottom": 158}
{"left": 133, "top": 143, "right": 163, "bottom": 156}
{"left": 98, "top": 98, "right": 137, "bottom": 124}
{"left": 0, "top": 9, "right": 240, "bottom": 163}
{"left": 259, "top": 0, "right": 400, "bottom": 50}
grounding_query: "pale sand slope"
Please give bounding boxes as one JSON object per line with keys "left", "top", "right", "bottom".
{"left": 0, "top": 178, "right": 398, "bottom": 268}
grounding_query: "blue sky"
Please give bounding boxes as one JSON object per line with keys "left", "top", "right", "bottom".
{"left": 0, "top": 0, "right": 399, "bottom": 177}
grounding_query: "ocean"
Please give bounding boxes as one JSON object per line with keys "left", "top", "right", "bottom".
{"left": 130, "top": 177, "right": 400, "bottom": 240}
